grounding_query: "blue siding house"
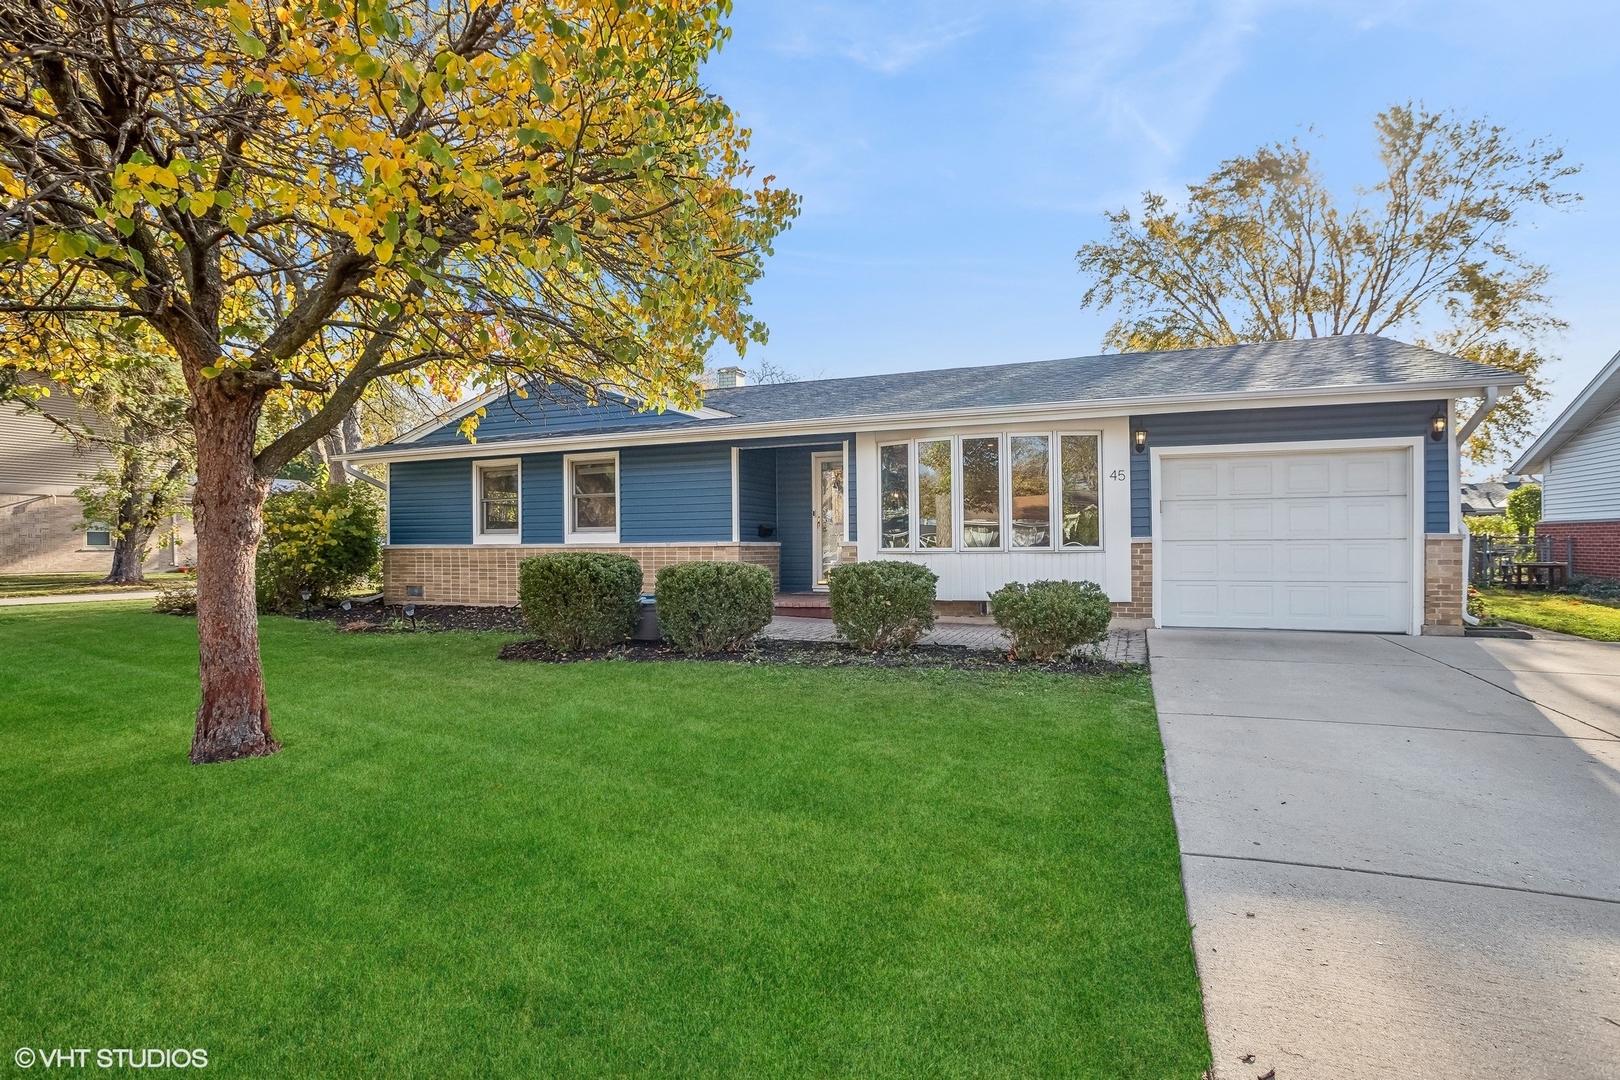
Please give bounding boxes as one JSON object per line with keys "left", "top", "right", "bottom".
{"left": 348, "top": 336, "right": 1521, "bottom": 635}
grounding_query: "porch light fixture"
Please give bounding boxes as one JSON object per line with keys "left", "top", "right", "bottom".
{"left": 1430, "top": 413, "right": 1447, "bottom": 442}
{"left": 1133, "top": 428, "right": 1148, "bottom": 454}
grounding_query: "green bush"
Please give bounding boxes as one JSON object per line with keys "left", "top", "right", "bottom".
{"left": 990, "top": 579, "right": 1112, "bottom": 661}
{"left": 1463, "top": 514, "right": 1517, "bottom": 538}
{"left": 153, "top": 578, "right": 197, "bottom": 616}
{"left": 518, "top": 552, "right": 643, "bottom": 652}
{"left": 1506, "top": 484, "right": 1542, "bottom": 536}
{"left": 827, "top": 561, "right": 937, "bottom": 651}
{"left": 654, "top": 561, "right": 775, "bottom": 654}
{"left": 257, "top": 483, "right": 383, "bottom": 612}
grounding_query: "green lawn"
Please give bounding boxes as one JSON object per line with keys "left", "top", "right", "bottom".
{"left": 0, "top": 605, "right": 1208, "bottom": 1078}
{"left": 1478, "top": 587, "right": 1620, "bottom": 641}
{"left": 0, "top": 572, "right": 189, "bottom": 598}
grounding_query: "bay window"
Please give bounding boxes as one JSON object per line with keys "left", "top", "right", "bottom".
{"left": 874, "top": 431, "right": 1102, "bottom": 551}
{"left": 879, "top": 442, "right": 910, "bottom": 549}
{"left": 916, "top": 439, "right": 953, "bottom": 548}
{"left": 1059, "top": 434, "right": 1100, "bottom": 547}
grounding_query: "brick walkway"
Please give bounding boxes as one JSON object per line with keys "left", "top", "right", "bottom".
{"left": 762, "top": 616, "right": 1149, "bottom": 666}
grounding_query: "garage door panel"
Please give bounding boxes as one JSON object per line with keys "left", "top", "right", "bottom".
{"left": 1159, "top": 447, "right": 1415, "bottom": 633}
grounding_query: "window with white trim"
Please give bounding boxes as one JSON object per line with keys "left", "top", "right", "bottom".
{"left": 476, "top": 462, "right": 520, "bottom": 538}
{"left": 567, "top": 454, "right": 618, "bottom": 540}
{"left": 875, "top": 432, "right": 1102, "bottom": 551}
{"left": 84, "top": 522, "right": 112, "bottom": 548}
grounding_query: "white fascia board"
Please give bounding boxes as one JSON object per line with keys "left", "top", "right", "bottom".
{"left": 339, "top": 378, "right": 1520, "bottom": 465}
{"left": 1509, "top": 346, "right": 1620, "bottom": 475}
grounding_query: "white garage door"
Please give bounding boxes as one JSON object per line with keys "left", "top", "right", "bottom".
{"left": 1158, "top": 447, "right": 1415, "bottom": 633}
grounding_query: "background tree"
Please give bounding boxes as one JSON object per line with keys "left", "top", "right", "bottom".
{"left": 1506, "top": 483, "right": 1542, "bottom": 537}
{"left": 0, "top": 0, "right": 797, "bottom": 762}
{"left": 1076, "top": 103, "right": 1579, "bottom": 464}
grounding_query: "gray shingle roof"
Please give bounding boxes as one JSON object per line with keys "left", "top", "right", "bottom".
{"left": 358, "top": 335, "right": 1521, "bottom": 457}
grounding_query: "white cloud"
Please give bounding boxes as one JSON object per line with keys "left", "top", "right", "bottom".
{"left": 761, "top": 1, "right": 988, "bottom": 75}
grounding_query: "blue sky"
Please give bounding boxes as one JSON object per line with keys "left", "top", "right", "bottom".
{"left": 701, "top": 1, "right": 1620, "bottom": 470}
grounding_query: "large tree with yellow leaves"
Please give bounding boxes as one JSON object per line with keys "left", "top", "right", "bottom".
{"left": 0, "top": 0, "right": 797, "bottom": 762}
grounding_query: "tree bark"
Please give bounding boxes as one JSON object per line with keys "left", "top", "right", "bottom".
{"left": 105, "top": 526, "right": 152, "bottom": 584}
{"left": 188, "top": 383, "right": 280, "bottom": 764}
{"left": 104, "top": 455, "right": 150, "bottom": 585}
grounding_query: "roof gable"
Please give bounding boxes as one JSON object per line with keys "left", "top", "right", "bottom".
{"left": 1510, "top": 347, "right": 1620, "bottom": 475}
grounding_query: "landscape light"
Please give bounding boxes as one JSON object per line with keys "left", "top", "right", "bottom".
{"left": 340, "top": 599, "right": 352, "bottom": 612}
{"left": 403, "top": 603, "right": 417, "bottom": 629}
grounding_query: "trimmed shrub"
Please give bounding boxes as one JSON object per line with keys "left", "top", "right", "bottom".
{"left": 1463, "top": 514, "right": 1517, "bottom": 538}
{"left": 1506, "top": 484, "right": 1542, "bottom": 536}
{"left": 827, "top": 561, "right": 937, "bottom": 651}
{"left": 990, "top": 579, "right": 1111, "bottom": 661}
{"left": 518, "top": 552, "right": 643, "bottom": 651}
{"left": 654, "top": 561, "right": 775, "bottom": 654}
{"left": 153, "top": 578, "right": 198, "bottom": 616}
{"left": 257, "top": 483, "right": 384, "bottom": 612}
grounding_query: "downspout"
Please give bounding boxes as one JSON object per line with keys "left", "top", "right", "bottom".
{"left": 1454, "top": 385, "right": 1501, "bottom": 449}
{"left": 1453, "top": 388, "right": 1501, "bottom": 629}
{"left": 342, "top": 464, "right": 388, "bottom": 492}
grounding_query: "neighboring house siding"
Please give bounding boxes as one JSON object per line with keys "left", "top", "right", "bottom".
{"left": 0, "top": 399, "right": 110, "bottom": 494}
{"left": 389, "top": 459, "right": 473, "bottom": 544}
{"left": 1543, "top": 400, "right": 1620, "bottom": 522}
{"left": 739, "top": 448, "right": 778, "bottom": 541}
{"left": 411, "top": 387, "right": 698, "bottom": 448}
{"left": 846, "top": 440, "right": 858, "bottom": 543}
{"left": 619, "top": 443, "right": 733, "bottom": 543}
{"left": 1128, "top": 401, "right": 1450, "bottom": 536}
{"left": 521, "top": 453, "right": 563, "bottom": 544}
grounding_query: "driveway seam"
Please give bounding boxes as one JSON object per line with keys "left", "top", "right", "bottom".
{"left": 1158, "top": 709, "right": 1620, "bottom": 742}
{"left": 1183, "top": 851, "right": 1620, "bottom": 906}
{"left": 1382, "top": 636, "right": 1620, "bottom": 740}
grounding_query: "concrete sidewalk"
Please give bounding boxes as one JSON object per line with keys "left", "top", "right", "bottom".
{"left": 0, "top": 590, "right": 159, "bottom": 607}
{"left": 1151, "top": 628, "right": 1620, "bottom": 1080}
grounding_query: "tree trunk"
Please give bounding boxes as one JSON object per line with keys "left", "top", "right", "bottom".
{"left": 104, "top": 455, "right": 151, "bottom": 585}
{"left": 105, "top": 526, "right": 153, "bottom": 584}
{"left": 189, "top": 384, "right": 280, "bottom": 764}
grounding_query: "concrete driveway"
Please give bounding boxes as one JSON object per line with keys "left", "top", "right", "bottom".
{"left": 1150, "top": 628, "right": 1620, "bottom": 1080}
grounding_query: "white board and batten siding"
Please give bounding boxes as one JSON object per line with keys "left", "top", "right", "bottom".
{"left": 852, "top": 421, "right": 1135, "bottom": 603}
{"left": 1154, "top": 442, "right": 1422, "bottom": 634}
{"left": 1543, "top": 400, "right": 1620, "bottom": 522}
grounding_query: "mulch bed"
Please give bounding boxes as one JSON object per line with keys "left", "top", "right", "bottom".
{"left": 294, "top": 601, "right": 1131, "bottom": 673}
{"left": 293, "top": 600, "right": 526, "bottom": 633}
{"left": 497, "top": 637, "right": 1130, "bottom": 675}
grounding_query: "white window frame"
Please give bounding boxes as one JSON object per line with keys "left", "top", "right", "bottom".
{"left": 1054, "top": 431, "right": 1104, "bottom": 551}
{"left": 564, "top": 451, "right": 620, "bottom": 544}
{"left": 472, "top": 458, "right": 522, "bottom": 544}
{"left": 874, "top": 430, "right": 1105, "bottom": 553}
{"left": 877, "top": 439, "right": 914, "bottom": 551}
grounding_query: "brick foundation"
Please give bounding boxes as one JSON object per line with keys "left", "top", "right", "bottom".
{"left": 383, "top": 543, "right": 781, "bottom": 606}
{"left": 1111, "top": 540, "right": 1154, "bottom": 622}
{"left": 1533, "top": 520, "right": 1620, "bottom": 581}
{"left": 1423, "top": 534, "right": 1465, "bottom": 635}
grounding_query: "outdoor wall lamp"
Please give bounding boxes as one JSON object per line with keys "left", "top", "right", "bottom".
{"left": 1430, "top": 413, "right": 1447, "bottom": 442}
{"left": 1133, "top": 428, "right": 1148, "bottom": 454}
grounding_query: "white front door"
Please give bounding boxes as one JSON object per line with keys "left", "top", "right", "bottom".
{"left": 1157, "top": 447, "right": 1416, "bottom": 632}
{"left": 812, "top": 452, "right": 846, "bottom": 589}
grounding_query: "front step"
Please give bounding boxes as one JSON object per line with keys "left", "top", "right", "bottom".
{"left": 773, "top": 593, "right": 832, "bottom": 619}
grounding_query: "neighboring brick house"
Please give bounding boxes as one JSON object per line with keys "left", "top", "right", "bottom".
{"left": 1511, "top": 348, "right": 1620, "bottom": 581}
{"left": 0, "top": 392, "right": 195, "bottom": 575}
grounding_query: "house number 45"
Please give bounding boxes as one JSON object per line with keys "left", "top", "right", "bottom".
{"left": 1108, "top": 469, "right": 1127, "bottom": 481}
